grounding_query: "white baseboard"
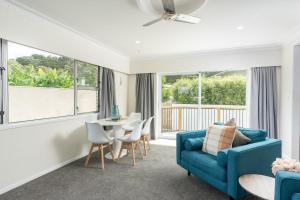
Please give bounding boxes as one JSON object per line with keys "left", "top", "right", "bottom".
{"left": 0, "top": 151, "right": 91, "bottom": 195}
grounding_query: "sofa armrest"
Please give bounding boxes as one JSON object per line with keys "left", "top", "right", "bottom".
{"left": 292, "top": 193, "right": 300, "bottom": 200}
{"left": 227, "top": 139, "right": 282, "bottom": 199}
{"left": 176, "top": 130, "right": 206, "bottom": 164}
{"left": 217, "top": 148, "right": 229, "bottom": 168}
{"left": 275, "top": 171, "right": 300, "bottom": 200}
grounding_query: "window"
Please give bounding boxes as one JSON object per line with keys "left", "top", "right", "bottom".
{"left": 201, "top": 71, "right": 246, "bottom": 106}
{"left": 161, "top": 74, "right": 199, "bottom": 104}
{"left": 7, "top": 42, "right": 75, "bottom": 122}
{"left": 0, "top": 39, "right": 101, "bottom": 124}
{"left": 76, "top": 61, "right": 99, "bottom": 113}
{"left": 160, "top": 71, "right": 247, "bottom": 133}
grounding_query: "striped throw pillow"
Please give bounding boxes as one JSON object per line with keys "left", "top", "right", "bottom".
{"left": 202, "top": 125, "right": 236, "bottom": 156}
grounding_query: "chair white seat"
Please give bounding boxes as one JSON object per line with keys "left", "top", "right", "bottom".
{"left": 85, "top": 122, "right": 115, "bottom": 169}
{"left": 140, "top": 116, "right": 154, "bottom": 156}
{"left": 116, "top": 134, "right": 131, "bottom": 142}
{"left": 122, "top": 112, "right": 142, "bottom": 132}
{"left": 122, "top": 125, "right": 135, "bottom": 132}
{"left": 117, "top": 120, "right": 145, "bottom": 166}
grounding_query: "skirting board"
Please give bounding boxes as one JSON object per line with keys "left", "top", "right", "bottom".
{"left": 0, "top": 149, "right": 95, "bottom": 195}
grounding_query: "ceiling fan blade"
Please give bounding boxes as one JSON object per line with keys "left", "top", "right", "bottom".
{"left": 162, "top": 0, "right": 175, "bottom": 13}
{"left": 143, "top": 17, "right": 163, "bottom": 27}
{"left": 174, "top": 14, "right": 201, "bottom": 24}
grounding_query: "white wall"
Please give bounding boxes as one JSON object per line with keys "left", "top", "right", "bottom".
{"left": 0, "top": 114, "right": 97, "bottom": 194}
{"left": 292, "top": 45, "right": 300, "bottom": 159}
{"left": 0, "top": 1, "right": 130, "bottom": 73}
{"left": 281, "top": 31, "right": 300, "bottom": 159}
{"left": 130, "top": 46, "right": 281, "bottom": 74}
{"left": 114, "top": 71, "right": 128, "bottom": 116}
{"left": 0, "top": 1, "right": 130, "bottom": 194}
{"left": 127, "top": 74, "right": 136, "bottom": 114}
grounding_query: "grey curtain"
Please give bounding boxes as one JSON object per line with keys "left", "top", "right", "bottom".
{"left": 99, "top": 67, "right": 116, "bottom": 119}
{"left": 250, "top": 66, "right": 278, "bottom": 138}
{"left": 136, "top": 73, "right": 155, "bottom": 138}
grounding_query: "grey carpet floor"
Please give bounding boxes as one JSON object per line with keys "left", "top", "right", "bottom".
{"left": 0, "top": 144, "right": 258, "bottom": 200}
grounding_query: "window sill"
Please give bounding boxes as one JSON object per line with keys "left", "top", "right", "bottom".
{"left": 0, "top": 113, "right": 99, "bottom": 132}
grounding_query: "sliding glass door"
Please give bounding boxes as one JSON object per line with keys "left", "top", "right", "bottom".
{"left": 161, "top": 74, "right": 199, "bottom": 133}
{"left": 160, "top": 70, "right": 247, "bottom": 135}
{"left": 200, "top": 71, "right": 247, "bottom": 128}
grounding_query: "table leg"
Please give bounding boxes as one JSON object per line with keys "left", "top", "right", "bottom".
{"left": 105, "top": 125, "right": 127, "bottom": 159}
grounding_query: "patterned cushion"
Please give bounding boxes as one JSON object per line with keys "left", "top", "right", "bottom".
{"left": 202, "top": 125, "right": 236, "bottom": 156}
{"left": 224, "top": 118, "right": 236, "bottom": 126}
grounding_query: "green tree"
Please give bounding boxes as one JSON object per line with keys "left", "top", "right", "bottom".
{"left": 172, "top": 78, "right": 198, "bottom": 104}
{"left": 161, "top": 74, "right": 246, "bottom": 105}
{"left": 8, "top": 59, "right": 73, "bottom": 88}
{"left": 8, "top": 54, "right": 97, "bottom": 89}
{"left": 201, "top": 75, "right": 246, "bottom": 105}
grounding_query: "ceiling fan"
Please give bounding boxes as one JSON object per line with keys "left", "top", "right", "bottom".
{"left": 142, "top": 0, "right": 202, "bottom": 27}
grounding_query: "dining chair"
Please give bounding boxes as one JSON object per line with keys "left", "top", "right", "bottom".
{"left": 128, "top": 112, "right": 142, "bottom": 120}
{"left": 85, "top": 122, "right": 115, "bottom": 169}
{"left": 140, "top": 116, "right": 154, "bottom": 156}
{"left": 122, "top": 112, "right": 142, "bottom": 133}
{"left": 117, "top": 120, "right": 145, "bottom": 166}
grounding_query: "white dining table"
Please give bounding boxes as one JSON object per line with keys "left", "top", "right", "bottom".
{"left": 97, "top": 117, "right": 132, "bottom": 160}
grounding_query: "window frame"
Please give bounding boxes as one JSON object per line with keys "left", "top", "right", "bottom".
{"left": 75, "top": 60, "right": 100, "bottom": 115}
{"left": 1, "top": 39, "right": 9, "bottom": 124}
{"left": 0, "top": 39, "right": 100, "bottom": 124}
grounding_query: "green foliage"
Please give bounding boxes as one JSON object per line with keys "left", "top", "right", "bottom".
{"left": 8, "top": 59, "right": 73, "bottom": 88}
{"left": 201, "top": 75, "right": 246, "bottom": 105}
{"left": 8, "top": 54, "right": 98, "bottom": 89}
{"left": 16, "top": 54, "right": 73, "bottom": 72}
{"left": 173, "top": 78, "right": 198, "bottom": 104}
{"left": 162, "top": 75, "right": 246, "bottom": 105}
{"left": 162, "top": 76, "right": 173, "bottom": 102}
{"left": 77, "top": 61, "right": 97, "bottom": 87}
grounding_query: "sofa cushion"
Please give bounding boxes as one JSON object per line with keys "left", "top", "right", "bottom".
{"left": 184, "top": 137, "right": 204, "bottom": 151}
{"left": 181, "top": 150, "right": 227, "bottom": 182}
{"left": 238, "top": 128, "right": 267, "bottom": 143}
{"left": 224, "top": 118, "right": 236, "bottom": 126}
{"left": 233, "top": 130, "right": 251, "bottom": 147}
{"left": 202, "top": 125, "right": 236, "bottom": 156}
{"left": 292, "top": 193, "right": 300, "bottom": 200}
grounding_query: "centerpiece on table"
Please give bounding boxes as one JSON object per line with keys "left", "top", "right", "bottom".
{"left": 111, "top": 104, "right": 121, "bottom": 121}
{"left": 272, "top": 158, "right": 300, "bottom": 175}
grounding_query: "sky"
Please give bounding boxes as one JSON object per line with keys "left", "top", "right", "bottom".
{"left": 8, "top": 41, "right": 59, "bottom": 59}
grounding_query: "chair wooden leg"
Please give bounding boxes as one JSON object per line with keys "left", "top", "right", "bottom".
{"left": 137, "top": 141, "right": 144, "bottom": 160}
{"left": 143, "top": 137, "right": 147, "bottom": 156}
{"left": 118, "top": 143, "right": 124, "bottom": 160}
{"left": 108, "top": 144, "right": 115, "bottom": 161}
{"left": 100, "top": 145, "right": 104, "bottom": 169}
{"left": 147, "top": 136, "right": 151, "bottom": 150}
{"left": 97, "top": 145, "right": 104, "bottom": 169}
{"left": 131, "top": 142, "right": 136, "bottom": 166}
{"left": 85, "top": 144, "right": 94, "bottom": 167}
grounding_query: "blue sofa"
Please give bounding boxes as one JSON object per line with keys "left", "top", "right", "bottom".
{"left": 275, "top": 171, "right": 300, "bottom": 200}
{"left": 176, "top": 129, "right": 282, "bottom": 200}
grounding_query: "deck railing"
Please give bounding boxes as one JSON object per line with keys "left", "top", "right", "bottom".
{"left": 161, "top": 104, "right": 247, "bottom": 133}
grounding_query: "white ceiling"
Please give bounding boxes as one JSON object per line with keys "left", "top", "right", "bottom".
{"left": 8, "top": 0, "right": 300, "bottom": 59}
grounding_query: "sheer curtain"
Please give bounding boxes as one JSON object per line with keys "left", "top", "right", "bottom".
{"left": 250, "top": 66, "right": 279, "bottom": 138}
